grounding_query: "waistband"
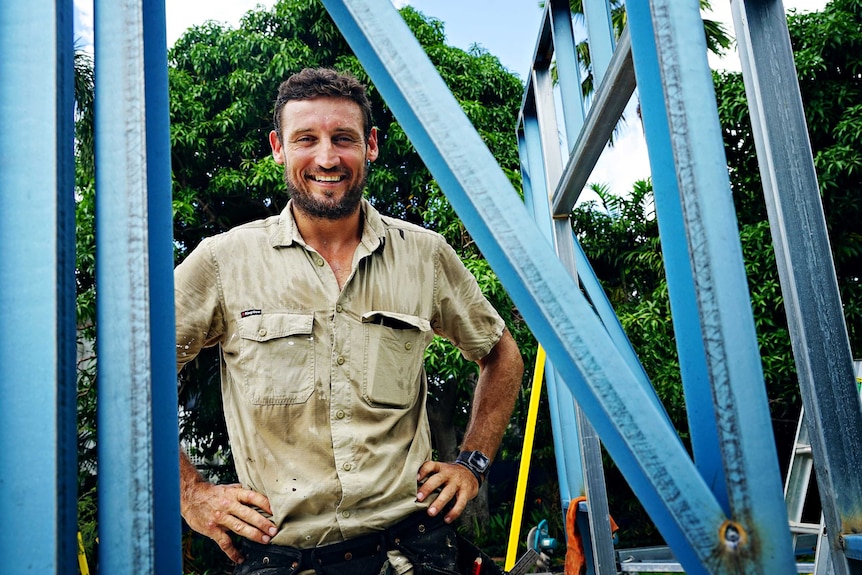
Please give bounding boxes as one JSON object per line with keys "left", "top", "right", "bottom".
{"left": 239, "top": 508, "right": 449, "bottom": 573}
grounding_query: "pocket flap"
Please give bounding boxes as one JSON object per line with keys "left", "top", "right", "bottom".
{"left": 361, "top": 311, "right": 431, "bottom": 332}
{"left": 239, "top": 313, "right": 314, "bottom": 342}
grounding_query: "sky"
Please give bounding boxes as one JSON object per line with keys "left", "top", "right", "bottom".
{"left": 72, "top": 0, "right": 828, "bottom": 198}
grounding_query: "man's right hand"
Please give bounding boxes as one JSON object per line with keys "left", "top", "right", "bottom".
{"left": 180, "top": 470, "right": 278, "bottom": 564}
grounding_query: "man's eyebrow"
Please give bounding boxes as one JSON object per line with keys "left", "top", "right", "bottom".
{"left": 331, "top": 127, "right": 362, "bottom": 137}
{"left": 287, "top": 126, "right": 362, "bottom": 137}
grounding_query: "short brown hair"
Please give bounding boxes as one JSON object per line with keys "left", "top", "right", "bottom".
{"left": 272, "top": 67, "right": 374, "bottom": 142}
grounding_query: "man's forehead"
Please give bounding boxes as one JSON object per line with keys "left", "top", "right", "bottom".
{"left": 280, "top": 96, "right": 364, "bottom": 130}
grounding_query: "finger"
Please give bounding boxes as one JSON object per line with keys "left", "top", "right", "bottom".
{"left": 427, "top": 483, "right": 455, "bottom": 518}
{"left": 416, "top": 468, "right": 446, "bottom": 503}
{"left": 216, "top": 497, "right": 278, "bottom": 543}
{"left": 214, "top": 530, "right": 244, "bottom": 564}
{"left": 236, "top": 487, "right": 275, "bottom": 515}
{"left": 442, "top": 485, "right": 471, "bottom": 523}
{"left": 416, "top": 460, "right": 440, "bottom": 483}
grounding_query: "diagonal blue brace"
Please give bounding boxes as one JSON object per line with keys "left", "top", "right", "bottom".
{"left": 317, "top": 0, "right": 781, "bottom": 572}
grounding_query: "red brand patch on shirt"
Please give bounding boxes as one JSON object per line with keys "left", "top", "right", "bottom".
{"left": 240, "top": 309, "right": 262, "bottom": 318}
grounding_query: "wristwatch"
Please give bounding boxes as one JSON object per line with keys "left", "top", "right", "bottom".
{"left": 455, "top": 450, "right": 491, "bottom": 486}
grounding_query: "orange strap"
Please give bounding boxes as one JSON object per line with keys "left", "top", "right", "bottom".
{"left": 564, "top": 497, "right": 618, "bottom": 575}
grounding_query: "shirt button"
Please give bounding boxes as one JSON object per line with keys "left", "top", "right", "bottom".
{"left": 335, "top": 410, "right": 346, "bottom": 419}
{"left": 404, "top": 342, "right": 413, "bottom": 350}
{"left": 258, "top": 329, "right": 267, "bottom": 337}
{"left": 335, "top": 304, "right": 343, "bottom": 313}
{"left": 342, "top": 510, "right": 350, "bottom": 518}
{"left": 343, "top": 462, "right": 352, "bottom": 471}
{"left": 336, "top": 356, "right": 345, "bottom": 365}
{"left": 316, "top": 258, "right": 325, "bottom": 266}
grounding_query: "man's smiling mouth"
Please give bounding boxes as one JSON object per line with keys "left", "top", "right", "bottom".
{"left": 309, "top": 173, "right": 346, "bottom": 183}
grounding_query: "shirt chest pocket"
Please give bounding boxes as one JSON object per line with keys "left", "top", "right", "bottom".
{"left": 360, "top": 311, "right": 432, "bottom": 409}
{"left": 237, "top": 313, "right": 315, "bottom": 405}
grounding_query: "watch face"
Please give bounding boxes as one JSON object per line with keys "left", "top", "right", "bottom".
{"left": 469, "top": 451, "right": 490, "bottom": 472}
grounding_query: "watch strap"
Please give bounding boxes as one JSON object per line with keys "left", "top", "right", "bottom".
{"left": 454, "top": 450, "right": 490, "bottom": 487}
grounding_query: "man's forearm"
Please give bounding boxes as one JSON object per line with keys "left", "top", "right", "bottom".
{"left": 179, "top": 449, "right": 206, "bottom": 509}
{"left": 460, "top": 328, "right": 524, "bottom": 459}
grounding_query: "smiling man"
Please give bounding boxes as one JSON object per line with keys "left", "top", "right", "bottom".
{"left": 174, "top": 67, "right": 523, "bottom": 575}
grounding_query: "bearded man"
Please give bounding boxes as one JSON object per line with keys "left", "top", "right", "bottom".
{"left": 175, "top": 67, "right": 523, "bottom": 575}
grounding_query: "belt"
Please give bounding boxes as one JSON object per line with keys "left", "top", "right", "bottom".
{"left": 239, "top": 509, "right": 450, "bottom": 574}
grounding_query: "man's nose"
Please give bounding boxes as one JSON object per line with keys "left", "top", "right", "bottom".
{"left": 314, "top": 139, "right": 340, "bottom": 168}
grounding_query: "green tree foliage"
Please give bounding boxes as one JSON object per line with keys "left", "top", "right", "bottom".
{"left": 73, "top": 47, "right": 99, "bottom": 567}
{"left": 571, "top": 0, "right": 862, "bottom": 548}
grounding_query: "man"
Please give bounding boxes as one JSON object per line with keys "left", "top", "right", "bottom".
{"left": 176, "top": 67, "right": 524, "bottom": 575}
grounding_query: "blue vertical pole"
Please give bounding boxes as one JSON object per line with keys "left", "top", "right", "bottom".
{"left": 143, "top": 0, "right": 182, "bottom": 572}
{"left": 633, "top": 0, "right": 795, "bottom": 568}
{"left": 0, "top": 0, "right": 77, "bottom": 572}
{"left": 626, "top": 0, "right": 729, "bottom": 510}
{"left": 582, "top": 0, "right": 615, "bottom": 87}
{"left": 95, "top": 0, "right": 159, "bottom": 571}
{"left": 518, "top": 109, "right": 581, "bottom": 504}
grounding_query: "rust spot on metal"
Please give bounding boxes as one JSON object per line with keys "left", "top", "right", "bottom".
{"left": 719, "top": 520, "right": 748, "bottom": 552}
{"left": 841, "top": 515, "right": 862, "bottom": 536}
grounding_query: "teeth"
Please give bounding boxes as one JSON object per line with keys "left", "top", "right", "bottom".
{"left": 312, "top": 175, "right": 344, "bottom": 182}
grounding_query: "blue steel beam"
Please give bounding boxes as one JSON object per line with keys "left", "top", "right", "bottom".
{"left": 321, "top": 0, "right": 750, "bottom": 572}
{"left": 142, "top": 0, "right": 183, "bottom": 571}
{"left": 582, "top": 0, "right": 616, "bottom": 88}
{"left": 625, "top": 0, "right": 729, "bottom": 511}
{"left": 0, "top": 1, "right": 77, "bottom": 572}
{"left": 518, "top": 106, "right": 583, "bottom": 504}
{"left": 550, "top": 28, "right": 634, "bottom": 216}
{"left": 634, "top": 0, "right": 795, "bottom": 568}
{"left": 733, "top": 1, "right": 862, "bottom": 572}
{"left": 542, "top": 0, "right": 674, "bottom": 453}
{"left": 550, "top": 0, "right": 585, "bottom": 145}
{"left": 94, "top": 0, "right": 167, "bottom": 571}
{"left": 528, "top": 19, "right": 616, "bottom": 566}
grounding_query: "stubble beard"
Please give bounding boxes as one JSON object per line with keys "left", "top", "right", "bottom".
{"left": 284, "top": 165, "right": 368, "bottom": 221}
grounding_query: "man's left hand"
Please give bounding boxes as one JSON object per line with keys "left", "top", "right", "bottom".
{"left": 415, "top": 461, "right": 480, "bottom": 523}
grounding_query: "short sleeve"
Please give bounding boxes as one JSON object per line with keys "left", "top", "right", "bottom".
{"left": 174, "top": 238, "right": 226, "bottom": 373}
{"left": 432, "top": 240, "right": 505, "bottom": 362}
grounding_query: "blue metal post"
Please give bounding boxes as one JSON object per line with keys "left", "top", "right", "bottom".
{"left": 633, "top": 0, "right": 795, "bottom": 567}
{"left": 518, "top": 106, "right": 582, "bottom": 504}
{"left": 143, "top": 0, "right": 183, "bottom": 572}
{"left": 733, "top": 1, "right": 862, "bottom": 572}
{"left": 0, "top": 1, "right": 77, "bottom": 573}
{"left": 94, "top": 0, "right": 178, "bottom": 571}
{"left": 625, "top": 0, "right": 729, "bottom": 510}
{"left": 581, "top": 0, "right": 615, "bottom": 87}
{"left": 550, "top": 0, "right": 585, "bottom": 143}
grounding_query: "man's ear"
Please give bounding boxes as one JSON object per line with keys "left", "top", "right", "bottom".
{"left": 269, "top": 130, "right": 285, "bottom": 165}
{"left": 366, "top": 127, "right": 379, "bottom": 163}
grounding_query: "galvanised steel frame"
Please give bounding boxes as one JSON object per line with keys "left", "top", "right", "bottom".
{"left": 3, "top": 0, "right": 859, "bottom": 573}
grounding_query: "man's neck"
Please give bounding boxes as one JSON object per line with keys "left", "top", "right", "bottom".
{"left": 292, "top": 204, "right": 363, "bottom": 258}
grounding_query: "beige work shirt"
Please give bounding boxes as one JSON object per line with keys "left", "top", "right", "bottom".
{"left": 175, "top": 199, "right": 505, "bottom": 549}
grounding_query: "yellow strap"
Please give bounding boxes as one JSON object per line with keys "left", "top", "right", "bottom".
{"left": 504, "top": 346, "right": 547, "bottom": 571}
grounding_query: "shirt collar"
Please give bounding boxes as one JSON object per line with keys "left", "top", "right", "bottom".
{"left": 270, "top": 198, "right": 386, "bottom": 253}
